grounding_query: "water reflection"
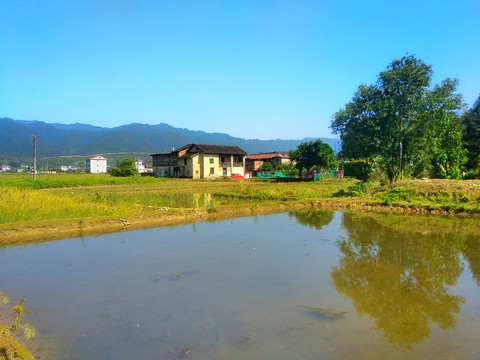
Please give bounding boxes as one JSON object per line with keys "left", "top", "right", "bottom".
{"left": 288, "top": 210, "right": 334, "bottom": 230}
{"left": 464, "top": 236, "right": 480, "bottom": 286}
{"left": 2, "top": 211, "right": 480, "bottom": 359}
{"left": 331, "top": 212, "right": 466, "bottom": 347}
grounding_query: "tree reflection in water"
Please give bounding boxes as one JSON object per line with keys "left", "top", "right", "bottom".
{"left": 288, "top": 210, "right": 334, "bottom": 230}
{"left": 463, "top": 236, "right": 480, "bottom": 286}
{"left": 331, "top": 212, "right": 466, "bottom": 348}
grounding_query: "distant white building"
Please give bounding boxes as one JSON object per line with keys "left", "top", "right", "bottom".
{"left": 1, "top": 165, "right": 10, "bottom": 172}
{"left": 60, "top": 165, "right": 69, "bottom": 172}
{"left": 86, "top": 155, "right": 107, "bottom": 174}
{"left": 135, "top": 159, "right": 147, "bottom": 174}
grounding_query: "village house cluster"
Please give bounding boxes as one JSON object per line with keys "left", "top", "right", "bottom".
{"left": 84, "top": 143, "right": 291, "bottom": 178}
{"left": 1, "top": 144, "right": 290, "bottom": 177}
{"left": 150, "top": 143, "right": 291, "bottom": 179}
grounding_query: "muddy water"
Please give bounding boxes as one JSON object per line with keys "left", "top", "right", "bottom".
{"left": 0, "top": 211, "right": 479, "bottom": 359}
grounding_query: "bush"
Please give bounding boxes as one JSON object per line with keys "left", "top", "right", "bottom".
{"left": 465, "top": 169, "right": 479, "bottom": 179}
{"left": 258, "top": 162, "right": 274, "bottom": 172}
{"left": 383, "top": 187, "right": 412, "bottom": 205}
{"left": 333, "top": 181, "right": 369, "bottom": 197}
{"left": 343, "top": 160, "right": 375, "bottom": 181}
{"left": 347, "top": 182, "right": 369, "bottom": 196}
{"left": 110, "top": 167, "right": 122, "bottom": 177}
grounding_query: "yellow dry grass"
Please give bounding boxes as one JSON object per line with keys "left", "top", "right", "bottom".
{"left": 0, "top": 187, "right": 143, "bottom": 223}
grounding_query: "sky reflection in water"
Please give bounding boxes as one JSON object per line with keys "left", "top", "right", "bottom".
{"left": 1, "top": 211, "right": 479, "bottom": 359}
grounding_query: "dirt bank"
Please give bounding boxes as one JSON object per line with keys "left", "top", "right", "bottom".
{"left": 0, "top": 202, "right": 311, "bottom": 246}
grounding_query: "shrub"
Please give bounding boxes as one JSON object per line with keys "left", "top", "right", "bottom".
{"left": 347, "top": 182, "right": 369, "bottom": 196}
{"left": 383, "top": 187, "right": 412, "bottom": 205}
{"left": 343, "top": 160, "right": 375, "bottom": 181}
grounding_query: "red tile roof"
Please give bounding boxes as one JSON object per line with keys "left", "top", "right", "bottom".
{"left": 246, "top": 152, "right": 288, "bottom": 160}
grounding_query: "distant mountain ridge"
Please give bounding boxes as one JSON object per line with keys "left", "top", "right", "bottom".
{"left": 0, "top": 117, "right": 340, "bottom": 158}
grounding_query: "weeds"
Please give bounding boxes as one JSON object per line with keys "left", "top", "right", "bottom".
{"left": 0, "top": 291, "right": 35, "bottom": 360}
{"left": 333, "top": 181, "right": 370, "bottom": 197}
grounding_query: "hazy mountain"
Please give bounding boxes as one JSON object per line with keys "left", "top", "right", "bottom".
{"left": 0, "top": 117, "right": 340, "bottom": 158}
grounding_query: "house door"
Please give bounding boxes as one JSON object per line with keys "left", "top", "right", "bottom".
{"left": 223, "top": 167, "right": 227, "bottom": 176}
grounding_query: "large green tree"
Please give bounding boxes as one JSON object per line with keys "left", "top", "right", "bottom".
{"left": 331, "top": 55, "right": 464, "bottom": 182}
{"left": 289, "top": 139, "right": 337, "bottom": 173}
{"left": 462, "top": 94, "right": 480, "bottom": 174}
{"left": 421, "top": 79, "right": 466, "bottom": 179}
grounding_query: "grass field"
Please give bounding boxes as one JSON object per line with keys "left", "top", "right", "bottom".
{"left": 0, "top": 173, "right": 352, "bottom": 224}
{"left": 1, "top": 173, "right": 480, "bottom": 227}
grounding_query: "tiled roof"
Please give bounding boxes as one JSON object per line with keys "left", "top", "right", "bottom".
{"left": 88, "top": 155, "right": 107, "bottom": 160}
{"left": 246, "top": 152, "right": 289, "bottom": 160}
{"left": 190, "top": 144, "right": 247, "bottom": 155}
{"left": 152, "top": 143, "right": 247, "bottom": 157}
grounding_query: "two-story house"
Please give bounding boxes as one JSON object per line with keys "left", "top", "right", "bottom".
{"left": 152, "top": 144, "right": 247, "bottom": 179}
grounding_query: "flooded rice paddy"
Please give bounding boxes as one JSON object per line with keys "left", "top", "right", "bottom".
{"left": 1, "top": 210, "right": 480, "bottom": 359}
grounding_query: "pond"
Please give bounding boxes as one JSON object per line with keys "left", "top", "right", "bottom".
{"left": 1, "top": 211, "right": 479, "bottom": 359}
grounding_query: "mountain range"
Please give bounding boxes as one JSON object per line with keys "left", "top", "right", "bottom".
{"left": 0, "top": 117, "right": 339, "bottom": 158}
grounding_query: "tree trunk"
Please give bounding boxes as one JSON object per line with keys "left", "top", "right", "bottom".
{"left": 399, "top": 140, "right": 403, "bottom": 181}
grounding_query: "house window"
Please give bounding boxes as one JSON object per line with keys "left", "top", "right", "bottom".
{"left": 210, "top": 167, "right": 214, "bottom": 175}
{"left": 210, "top": 158, "right": 214, "bottom": 164}
{"left": 184, "top": 158, "right": 187, "bottom": 165}
{"left": 221, "top": 157, "right": 225, "bottom": 163}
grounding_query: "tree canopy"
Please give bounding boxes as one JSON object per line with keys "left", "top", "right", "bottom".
{"left": 462, "top": 94, "right": 480, "bottom": 174}
{"left": 289, "top": 139, "right": 337, "bottom": 173}
{"left": 110, "top": 158, "right": 136, "bottom": 177}
{"left": 331, "top": 55, "right": 465, "bottom": 181}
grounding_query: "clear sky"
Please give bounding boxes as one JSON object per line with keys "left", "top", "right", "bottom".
{"left": 1, "top": 1, "right": 479, "bottom": 140}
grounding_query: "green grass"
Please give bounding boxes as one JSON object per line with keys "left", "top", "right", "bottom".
{"left": 371, "top": 180, "right": 480, "bottom": 212}
{"left": 3, "top": 174, "right": 480, "bottom": 225}
{"left": 0, "top": 173, "right": 164, "bottom": 189}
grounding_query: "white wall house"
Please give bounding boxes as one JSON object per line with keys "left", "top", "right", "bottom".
{"left": 135, "top": 159, "right": 147, "bottom": 174}
{"left": 1, "top": 165, "right": 10, "bottom": 172}
{"left": 86, "top": 155, "right": 107, "bottom": 174}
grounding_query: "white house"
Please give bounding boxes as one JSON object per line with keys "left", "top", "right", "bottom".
{"left": 86, "top": 155, "right": 107, "bottom": 174}
{"left": 1, "top": 165, "right": 10, "bottom": 172}
{"left": 135, "top": 159, "right": 147, "bottom": 174}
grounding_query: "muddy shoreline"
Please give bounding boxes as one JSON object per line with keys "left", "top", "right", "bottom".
{"left": 2, "top": 198, "right": 478, "bottom": 246}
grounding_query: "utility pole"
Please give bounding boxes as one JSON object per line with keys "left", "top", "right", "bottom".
{"left": 33, "top": 134, "right": 37, "bottom": 181}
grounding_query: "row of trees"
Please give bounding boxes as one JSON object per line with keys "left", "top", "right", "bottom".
{"left": 330, "top": 54, "right": 479, "bottom": 182}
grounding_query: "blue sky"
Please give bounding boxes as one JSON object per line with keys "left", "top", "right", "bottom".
{"left": 1, "top": 1, "right": 479, "bottom": 140}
